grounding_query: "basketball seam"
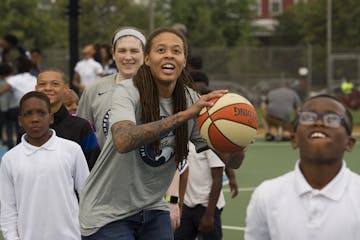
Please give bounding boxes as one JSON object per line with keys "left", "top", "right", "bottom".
{"left": 213, "top": 119, "right": 257, "bottom": 130}
{"left": 207, "top": 117, "right": 244, "bottom": 149}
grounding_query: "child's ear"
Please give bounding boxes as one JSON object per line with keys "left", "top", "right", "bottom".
{"left": 290, "top": 134, "right": 298, "bottom": 149}
{"left": 18, "top": 116, "right": 23, "bottom": 128}
{"left": 49, "top": 113, "right": 54, "bottom": 125}
{"left": 345, "top": 136, "right": 356, "bottom": 152}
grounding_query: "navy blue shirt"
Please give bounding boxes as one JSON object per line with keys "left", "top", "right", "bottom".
{"left": 17, "top": 105, "right": 100, "bottom": 170}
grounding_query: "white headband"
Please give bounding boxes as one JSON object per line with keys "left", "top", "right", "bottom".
{"left": 112, "top": 29, "right": 146, "bottom": 47}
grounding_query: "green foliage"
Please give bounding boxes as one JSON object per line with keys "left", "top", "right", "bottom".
{"left": 75, "top": 0, "right": 148, "bottom": 46}
{"left": 0, "top": 1, "right": 256, "bottom": 50}
{"left": 0, "top": 0, "right": 63, "bottom": 48}
{"left": 273, "top": 0, "right": 360, "bottom": 48}
{"left": 156, "top": 0, "right": 255, "bottom": 47}
{"left": 0, "top": 0, "right": 149, "bottom": 50}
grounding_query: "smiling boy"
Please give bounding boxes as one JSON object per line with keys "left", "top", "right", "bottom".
{"left": 245, "top": 94, "right": 360, "bottom": 240}
{"left": 34, "top": 69, "right": 100, "bottom": 170}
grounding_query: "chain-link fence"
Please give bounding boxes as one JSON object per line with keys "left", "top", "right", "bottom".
{"left": 42, "top": 46, "right": 360, "bottom": 105}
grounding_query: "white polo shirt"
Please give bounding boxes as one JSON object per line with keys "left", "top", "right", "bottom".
{"left": 6, "top": 72, "right": 36, "bottom": 107}
{"left": 74, "top": 58, "right": 103, "bottom": 86}
{"left": 184, "top": 143, "right": 225, "bottom": 209}
{"left": 245, "top": 160, "right": 360, "bottom": 240}
{"left": 0, "top": 130, "right": 89, "bottom": 240}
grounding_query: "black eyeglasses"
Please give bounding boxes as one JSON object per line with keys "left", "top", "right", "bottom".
{"left": 297, "top": 111, "right": 351, "bottom": 134}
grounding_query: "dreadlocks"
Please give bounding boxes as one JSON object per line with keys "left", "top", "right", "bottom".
{"left": 133, "top": 27, "right": 196, "bottom": 166}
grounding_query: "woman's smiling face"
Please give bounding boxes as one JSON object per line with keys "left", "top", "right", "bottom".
{"left": 145, "top": 32, "right": 186, "bottom": 87}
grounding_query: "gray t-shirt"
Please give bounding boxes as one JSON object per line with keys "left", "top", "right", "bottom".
{"left": 79, "top": 79, "right": 208, "bottom": 236}
{"left": 266, "top": 87, "right": 301, "bottom": 122}
{"left": 77, "top": 74, "right": 117, "bottom": 147}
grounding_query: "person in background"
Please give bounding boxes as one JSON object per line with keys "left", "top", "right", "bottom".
{"left": 0, "top": 63, "right": 14, "bottom": 146}
{"left": 34, "top": 69, "right": 101, "bottom": 170}
{"left": 245, "top": 94, "right": 360, "bottom": 240}
{"left": 186, "top": 55, "right": 203, "bottom": 73}
{"left": 98, "top": 44, "right": 117, "bottom": 76}
{"left": 0, "top": 91, "right": 89, "bottom": 240}
{"left": 30, "top": 48, "right": 44, "bottom": 77}
{"left": 261, "top": 85, "right": 301, "bottom": 141}
{"left": 63, "top": 88, "right": 79, "bottom": 115}
{"left": 0, "top": 34, "right": 18, "bottom": 63}
{"left": 174, "top": 142, "right": 238, "bottom": 240}
{"left": 0, "top": 56, "right": 36, "bottom": 148}
{"left": 190, "top": 70, "right": 211, "bottom": 94}
{"left": 79, "top": 27, "right": 245, "bottom": 239}
{"left": 72, "top": 44, "right": 104, "bottom": 93}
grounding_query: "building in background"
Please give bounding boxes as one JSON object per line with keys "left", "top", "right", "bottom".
{"left": 251, "top": 0, "right": 308, "bottom": 44}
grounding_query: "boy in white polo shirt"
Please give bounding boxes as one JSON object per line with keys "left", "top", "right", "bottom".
{"left": 0, "top": 91, "right": 89, "bottom": 240}
{"left": 245, "top": 94, "right": 360, "bottom": 240}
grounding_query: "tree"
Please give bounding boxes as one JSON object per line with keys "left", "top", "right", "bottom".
{"left": 272, "top": 0, "right": 360, "bottom": 49}
{"left": 52, "top": 0, "right": 149, "bottom": 47}
{"left": 156, "top": 0, "right": 255, "bottom": 47}
{"left": 0, "top": 0, "right": 64, "bottom": 49}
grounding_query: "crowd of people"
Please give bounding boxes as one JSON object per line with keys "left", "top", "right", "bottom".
{"left": 0, "top": 25, "right": 359, "bottom": 240}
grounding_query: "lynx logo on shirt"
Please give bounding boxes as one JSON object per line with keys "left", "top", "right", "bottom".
{"left": 139, "top": 116, "right": 175, "bottom": 167}
{"left": 102, "top": 109, "right": 111, "bottom": 137}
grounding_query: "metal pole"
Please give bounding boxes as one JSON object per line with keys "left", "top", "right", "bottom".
{"left": 68, "top": 0, "right": 79, "bottom": 88}
{"left": 148, "top": 0, "right": 154, "bottom": 33}
{"left": 326, "top": 0, "right": 332, "bottom": 90}
{"left": 307, "top": 44, "right": 312, "bottom": 95}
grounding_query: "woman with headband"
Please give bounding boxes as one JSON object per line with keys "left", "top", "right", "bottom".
{"left": 77, "top": 27, "right": 184, "bottom": 231}
{"left": 77, "top": 27, "right": 146, "bottom": 147}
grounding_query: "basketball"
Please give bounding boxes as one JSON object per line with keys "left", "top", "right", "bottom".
{"left": 198, "top": 93, "right": 258, "bottom": 153}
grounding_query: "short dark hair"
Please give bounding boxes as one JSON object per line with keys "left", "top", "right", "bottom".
{"left": 190, "top": 71, "right": 209, "bottom": 86}
{"left": 0, "top": 63, "right": 13, "bottom": 76}
{"left": 294, "top": 94, "right": 353, "bottom": 135}
{"left": 39, "top": 68, "right": 68, "bottom": 84}
{"left": 15, "top": 56, "right": 32, "bottom": 73}
{"left": 30, "top": 48, "right": 42, "bottom": 55}
{"left": 19, "top": 91, "right": 51, "bottom": 114}
{"left": 187, "top": 56, "right": 203, "bottom": 70}
{"left": 3, "top": 34, "right": 18, "bottom": 47}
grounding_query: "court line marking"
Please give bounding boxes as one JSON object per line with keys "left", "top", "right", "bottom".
{"left": 221, "top": 188, "right": 251, "bottom": 232}
{"left": 223, "top": 187, "right": 255, "bottom": 192}
{"left": 250, "top": 142, "right": 292, "bottom": 146}
{"left": 222, "top": 225, "right": 245, "bottom": 231}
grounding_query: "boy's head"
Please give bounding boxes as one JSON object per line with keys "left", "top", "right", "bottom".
{"left": 292, "top": 94, "right": 356, "bottom": 164}
{"left": 36, "top": 69, "right": 68, "bottom": 113}
{"left": 190, "top": 71, "right": 210, "bottom": 94}
{"left": 18, "top": 91, "right": 53, "bottom": 146}
{"left": 0, "top": 63, "right": 13, "bottom": 79}
{"left": 63, "top": 89, "right": 79, "bottom": 114}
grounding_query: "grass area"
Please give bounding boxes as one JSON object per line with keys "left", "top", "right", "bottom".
{"left": 351, "top": 109, "right": 360, "bottom": 125}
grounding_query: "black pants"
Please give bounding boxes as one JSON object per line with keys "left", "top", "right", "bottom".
{"left": 174, "top": 204, "right": 223, "bottom": 240}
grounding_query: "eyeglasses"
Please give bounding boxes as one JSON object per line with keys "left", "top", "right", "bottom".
{"left": 297, "top": 111, "right": 351, "bottom": 134}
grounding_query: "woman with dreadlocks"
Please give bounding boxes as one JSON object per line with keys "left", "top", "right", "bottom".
{"left": 79, "top": 28, "right": 245, "bottom": 240}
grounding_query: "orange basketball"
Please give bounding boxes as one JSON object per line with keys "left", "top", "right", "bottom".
{"left": 198, "top": 93, "right": 258, "bottom": 153}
